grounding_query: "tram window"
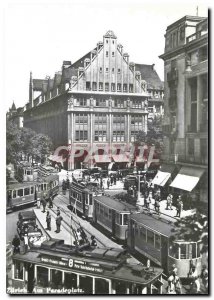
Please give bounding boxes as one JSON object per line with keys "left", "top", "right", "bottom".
{"left": 24, "top": 188, "right": 30, "bottom": 196}
{"left": 37, "top": 266, "right": 48, "bottom": 288}
{"left": 64, "top": 272, "right": 77, "bottom": 289}
{"left": 147, "top": 230, "right": 155, "bottom": 246}
{"left": 197, "top": 242, "right": 202, "bottom": 257}
{"left": 113, "top": 280, "right": 127, "bottom": 294}
{"left": 95, "top": 278, "right": 109, "bottom": 294}
{"left": 120, "top": 214, "right": 122, "bottom": 225}
{"left": 97, "top": 203, "right": 100, "bottom": 212}
{"left": 155, "top": 234, "right": 161, "bottom": 250}
{"left": 123, "top": 214, "right": 129, "bottom": 225}
{"left": 89, "top": 195, "right": 93, "bottom": 205}
{"left": 41, "top": 184, "right": 44, "bottom": 191}
{"left": 79, "top": 275, "right": 93, "bottom": 294}
{"left": 140, "top": 227, "right": 146, "bottom": 241}
{"left": 109, "top": 209, "right": 112, "bottom": 220}
{"left": 44, "top": 184, "right": 47, "bottom": 191}
{"left": 27, "top": 170, "right": 32, "bottom": 175}
{"left": 37, "top": 185, "right": 41, "bottom": 192}
{"left": 100, "top": 205, "right": 104, "bottom": 215}
{"left": 135, "top": 224, "right": 139, "bottom": 235}
{"left": 12, "top": 190, "right": 17, "bottom": 198}
{"left": 115, "top": 213, "right": 120, "bottom": 224}
{"left": 104, "top": 207, "right": 108, "bottom": 218}
{"left": 31, "top": 186, "right": 34, "bottom": 194}
{"left": 14, "top": 261, "right": 24, "bottom": 280}
{"left": 180, "top": 244, "right": 187, "bottom": 259}
{"left": 50, "top": 269, "right": 62, "bottom": 288}
{"left": 169, "top": 243, "right": 179, "bottom": 259}
{"left": 17, "top": 189, "right": 23, "bottom": 197}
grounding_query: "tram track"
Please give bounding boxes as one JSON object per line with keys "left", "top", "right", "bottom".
{"left": 50, "top": 193, "right": 107, "bottom": 248}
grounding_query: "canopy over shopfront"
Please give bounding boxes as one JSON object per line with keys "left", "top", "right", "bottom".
{"left": 170, "top": 166, "right": 204, "bottom": 192}
{"left": 48, "top": 155, "right": 64, "bottom": 165}
{"left": 152, "top": 163, "right": 176, "bottom": 187}
{"left": 93, "top": 155, "right": 111, "bottom": 163}
{"left": 112, "top": 154, "right": 129, "bottom": 163}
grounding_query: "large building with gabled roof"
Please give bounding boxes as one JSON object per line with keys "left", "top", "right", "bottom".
{"left": 24, "top": 30, "right": 163, "bottom": 170}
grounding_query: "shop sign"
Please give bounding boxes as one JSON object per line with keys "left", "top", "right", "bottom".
{"left": 40, "top": 256, "right": 103, "bottom": 274}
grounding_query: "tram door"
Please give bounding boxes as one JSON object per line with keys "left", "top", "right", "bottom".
{"left": 27, "top": 263, "right": 35, "bottom": 293}
{"left": 161, "top": 236, "right": 168, "bottom": 274}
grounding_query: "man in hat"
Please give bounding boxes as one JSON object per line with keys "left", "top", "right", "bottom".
{"left": 46, "top": 211, "right": 51, "bottom": 231}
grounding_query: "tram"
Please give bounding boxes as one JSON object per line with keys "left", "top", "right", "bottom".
{"left": 7, "top": 174, "right": 59, "bottom": 213}
{"left": 93, "top": 195, "right": 136, "bottom": 242}
{"left": 127, "top": 211, "right": 203, "bottom": 278}
{"left": 69, "top": 181, "right": 102, "bottom": 220}
{"left": 9, "top": 238, "right": 163, "bottom": 294}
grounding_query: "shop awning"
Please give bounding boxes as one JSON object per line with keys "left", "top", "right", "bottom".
{"left": 152, "top": 170, "right": 171, "bottom": 187}
{"left": 48, "top": 155, "right": 64, "bottom": 163}
{"left": 170, "top": 166, "right": 205, "bottom": 192}
{"left": 93, "top": 155, "right": 111, "bottom": 163}
{"left": 112, "top": 154, "right": 129, "bottom": 163}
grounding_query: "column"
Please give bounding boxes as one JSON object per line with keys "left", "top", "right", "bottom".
{"left": 77, "top": 274, "right": 80, "bottom": 288}
{"left": 92, "top": 277, "right": 95, "bottom": 294}
{"left": 197, "top": 75, "right": 202, "bottom": 132}
{"left": 25, "top": 267, "right": 28, "bottom": 282}
{"left": 34, "top": 265, "right": 37, "bottom": 283}
{"left": 127, "top": 114, "right": 130, "bottom": 142}
{"left": 48, "top": 268, "right": 51, "bottom": 285}
{"left": 90, "top": 113, "right": 94, "bottom": 168}
{"left": 62, "top": 271, "right": 65, "bottom": 285}
{"left": 68, "top": 113, "right": 74, "bottom": 170}
{"left": 109, "top": 113, "right": 112, "bottom": 159}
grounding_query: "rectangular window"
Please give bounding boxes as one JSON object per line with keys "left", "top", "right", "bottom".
{"left": 99, "top": 67, "right": 102, "bottom": 73}
{"left": 112, "top": 51, "right": 115, "bottom": 57}
{"left": 12, "top": 190, "right": 16, "bottom": 198}
{"left": 135, "top": 224, "right": 139, "bottom": 235}
{"left": 106, "top": 51, "right": 108, "bottom": 57}
{"left": 31, "top": 186, "right": 34, "bottom": 194}
{"left": 115, "top": 212, "right": 120, "bottom": 224}
{"left": 117, "top": 83, "right": 121, "bottom": 92}
{"left": 111, "top": 83, "right": 115, "bottom": 92}
{"left": 17, "top": 189, "right": 23, "bottom": 197}
{"left": 147, "top": 230, "right": 154, "bottom": 246}
{"left": 123, "top": 214, "right": 129, "bottom": 225}
{"left": 109, "top": 209, "right": 112, "bottom": 220}
{"left": 14, "top": 261, "right": 24, "bottom": 280}
{"left": 99, "top": 82, "right": 103, "bottom": 91}
{"left": 140, "top": 227, "right": 146, "bottom": 241}
{"left": 75, "top": 114, "right": 88, "bottom": 124}
{"left": 105, "top": 82, "right": 109, "bottom": 91}
{"left": 76, "top": 98, "right": 87, "bottom": 106}
{"left": 50, "top": 269, "right": 62, "bottom": 288}
{"left": 86, "top": 82, "right": 91, "bottom": 91}
{"left": 75, "top": 131, "right": 88, "bottom": 142}
{"left": 24, "top": 188, "right": 30, "bottom": 196}
{"left": 106, "top": 68, "right": 109, "bottom": 73}
{"left": 112, "top": 68, "right": 114, "bottom": 73}
{"left": 123, "top": 84, "right": 127, "bottom": 92}
{"left": 92, "top": 82, "right": 97, "bottom": 91}
{"left": 118, "top": 68, "right": 121, "bottom": 74}
{"left": 155, "top": 234, "right": 161, "bottom": 250}
{"left": 104, "top": 206, "right": 108, "bottom": 218}
{"left": 100, "top": 205, "right": 104, "bottom": 215}
{"left": 188, "top": 138, "right": 194, "bottom": 155}
{"left": 113, "top": 131, "right": 125, "bottom": 142}
{"left": 129, "top": 84, "right": 133, "bottom": 93}
{"left": 132, "top": 100, "right": 142, "bottom": 108}
{"left": 94, "top": 131, "right": 107, "bottom": 142}
{"left": 37, "top": 266, "right": 49, "bottom": 287}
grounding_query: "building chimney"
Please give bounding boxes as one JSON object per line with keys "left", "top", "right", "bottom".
{"left": 29, "top": 71, "right": 33, "bottom": 108}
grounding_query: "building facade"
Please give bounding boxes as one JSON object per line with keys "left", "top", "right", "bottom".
{"left": 159, "top": 16, "right": 208, "bottom": 210}
{"left": 24, "top": 31, "right": 163, "bottom": 170}
{"left": 6, "top": 102, "right": 24, "bottom": 128}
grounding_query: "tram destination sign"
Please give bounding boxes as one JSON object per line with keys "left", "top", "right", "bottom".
{"left": 40, "top": 255, "right": 103, "bottom": 274}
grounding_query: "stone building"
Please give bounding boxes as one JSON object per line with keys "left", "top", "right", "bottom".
{"left": 6, "top": 102, "right": 24, "bottom": 128}
{"left": 159, "top": 16, "right": 208, "bottom": 211}
{"left": 24, "top": 30, "right": 163, "bottom": 170}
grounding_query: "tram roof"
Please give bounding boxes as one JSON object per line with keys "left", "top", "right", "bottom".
{"left": 94, "top": 195, "right": 136, "bottom": 212}
{"left": 12, "top": 242, "right": 163, "bottom": 285}
{"left": 7, "top": 181, "right": 37, "bottom": 189}
{"left": 130, "top": 212, "right": 176, "bottom": 237}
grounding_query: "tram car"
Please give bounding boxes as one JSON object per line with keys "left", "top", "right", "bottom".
{"left": 93, "top": 195, "right": 136, "bottom": 242}
{"left": 7, "top": 174, "right": 59, "bottom": 213}
{"left": 69, "top": 181, "right": 102, "bottom": 220}
{"left": 10, "top": 238, "right": 163, "bottom": 294}
{"left": 127, "top": 211, "right": 202, "bottom": 278}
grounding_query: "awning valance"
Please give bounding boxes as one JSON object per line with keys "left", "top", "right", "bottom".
{"left": 94, "top": 155, "right": 111, "bottom": 163}
{"left": 112, "top": 154, "right": 129, "bottom": 163}
{"left": 152, "top": 170, "right": 171, "bottom": 187}
{"left": 170, "top": 166, "right": 205, "bottom": 192}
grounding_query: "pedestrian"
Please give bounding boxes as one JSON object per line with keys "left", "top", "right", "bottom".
{"left": 107, "top": 178, "right": 110, "bottom": 189}
{"left": 62, "top": 180, "right": 66, "bottom": 195}
{"left": 201, "top": 265, "right": 208, "bottom": 291}
{"left": 155, "top": 198, "right": 160, "bottom": 214}
{"left": 12, "top": 235, "right": 20, "bottom": 254}
{"left": 176, "top": 196, "right": 183, "bottom": 218}
{"left": 91, "top": 235, "right": 97, "bottom": 247}
{"left": 76, "top": 228, "right": 82, "bottom": 244}
{"left": 41, "top": 194, "right": 47, "bottom": 213}
{"left": 46, "top": 211, "right": 51, "bottom": 231}
{"left": 100, "top": 178, "right": 103, "bottom": 189}
{"left": 166, "top": 194, "right": 173, "bottom": 210}
{"left": 66, "top": 178, "right": 70, "bottom": 189}
{"left": 113, "top": 176, "right": 117, "bottom": 185}
{"left": 57, "top": 207, "right": 60, "bottom": 216}
{"left": 110, "top": 176, "right": 114, "bottom": 186}
{"left": 188, "top": 265, "right": 200, "bottom": 293}
{"left": 80, "top": 226, "right": 88, "bottom": 243}
{"left": 55, "top": 214, "right": 63, "bottom": 233}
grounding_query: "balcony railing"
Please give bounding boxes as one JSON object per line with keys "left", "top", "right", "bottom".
{"left": 186, "top": 29, "right": 208, "bottom": 44}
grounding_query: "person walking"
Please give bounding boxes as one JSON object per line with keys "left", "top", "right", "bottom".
{"left": 110, "top": 176, "right": 114, "bottom": 186}
{"left": 166, "top": 193, "right": 173, "bottom": 210}
{"left": 189, "top": 265, "right": 201, "bottom": 293}
{"left": 55, "top": 214, "right": 63, "bottom": 233}
{"left": 46, "top": 211, "right": 51, "bottom": 231}
{"left": 107, "top": 178, "right": 110, "bottom": 189}
{"left": 201, "top": 265, "right": 208, "bottom": 291}
{"left": 12, "top": 235, "right": 20, "bottom": 254}
{"left": 176, "top": 196, "right": 183, "bottom": 218}
{"left": 41, "top": 194, "right": 47, "bottom": 213}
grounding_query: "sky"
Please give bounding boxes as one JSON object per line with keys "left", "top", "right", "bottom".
{"left": 1, "top": 0, "right": 209, "bottom": 110}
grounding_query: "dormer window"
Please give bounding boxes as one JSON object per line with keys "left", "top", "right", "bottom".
{"left": 106, "top": 39, "right": 108, "bottom": 44}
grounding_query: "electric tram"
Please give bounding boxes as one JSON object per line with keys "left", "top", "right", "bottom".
{"left": 127, "top": 211, "right": 203, "bottom": 278}
{"left": 10, "top": 238, "right": 163, "bottom": 294}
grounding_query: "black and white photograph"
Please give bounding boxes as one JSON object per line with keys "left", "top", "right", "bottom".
{"left": 3, "top": 0, "right": 209, "bottom": 295}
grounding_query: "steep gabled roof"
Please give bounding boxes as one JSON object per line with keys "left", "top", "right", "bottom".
{"left": 104, "top": 30, "right": 117, "bottom": 39}
{"left": 11, "top": 101, "right": 16, "bottom": 110}
{"left": 33, "top": 79, "right": 48, "bottom": 91}
{"left": 135, "top": 64, "right": 164, "bottom": 90}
